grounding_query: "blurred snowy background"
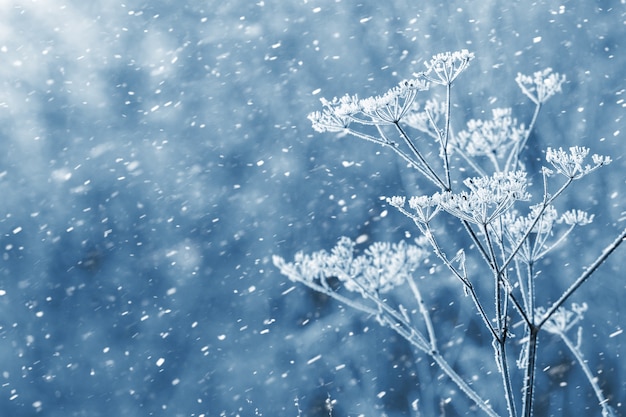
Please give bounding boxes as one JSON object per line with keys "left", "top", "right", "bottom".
{"left": 0, "top": 0, "right": 624, "bottom": 416}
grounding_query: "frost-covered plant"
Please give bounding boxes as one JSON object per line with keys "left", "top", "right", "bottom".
{"left": 274, "top": 50, "right": 625, "bottom": 417}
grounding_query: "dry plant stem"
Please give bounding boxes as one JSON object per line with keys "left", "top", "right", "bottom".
{"left": 499, "top": 176, "right": 574, "bottom": 276}
{"left": 295, "top": 275, "right": 380, "bottom": 318}
{"left": 507, "top": 286, "right": 532, "bottom": 327}
{"left": 452, "top": 141, "right": 489, "bottom": 177}
{"left": 540, "top": 226, "right": 626, "bottom": 328}
{"left": 521, "top": 326, "right": 539, "bottom": 417}
{"left": 407, "top": 276, "right": 438, "bottom": 352}
{"left": 493, "top": 223, "right": 529, "bottom": 325}
{"left": 505, "top": 102, "right": 541, "bottom": 173}
{"left": 347, "top": 126, "right": 438, "bottom": 179}
{"left": 533, "top": 223, "right": 576, "bottom": 261}
{"left": 495, "top": 333, "right": 517, "bottom": 417}
{"left": 527, "top": 262, "right": 536, "bottom": 324}
{"left": 521, "top": 226, "right": 626, "bottom": 417}
{"left": 431, "top": 351, "right": 500, "bottom": 417}
{"left": 394, "top": 121, "right": 447, "bottom": 189}
{"left": 441, "top": 82, "right": 453, "bottom": 189}
{"left": 421, "top": 100, "right": 470, "bottom": 181}
{"left": 483, "top": 223, "right": 518, "bottom": 417}
{"left": 519, "top": 263, "right": 538, "bottom": 417}
{"left": 556, "top": 329, "right": 616, "bottom": 417}
{"left": 420, "top": 221, "right": 499, "bottom": 341}
{"left": 352, "top": 280, "right": 499, "bottom": 417}
{"left": 376, "top": 304, "right": 500, "bottom": 417}
{"left": 348, "top": 128, "right": 422, "bottom": 171}
{"left": 513, "top": 258, "right": 530, "bottom": 313}
{"left": 461, "top": 219, "right": 529, "bottom": 333}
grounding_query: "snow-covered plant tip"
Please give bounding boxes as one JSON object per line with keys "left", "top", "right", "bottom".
{"left": 274, "top": 50, "right": 626, "bottom": 417}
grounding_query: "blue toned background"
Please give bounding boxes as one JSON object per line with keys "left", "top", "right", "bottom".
{"left": 0, "top": 1, "right": 624, "bottom": 416}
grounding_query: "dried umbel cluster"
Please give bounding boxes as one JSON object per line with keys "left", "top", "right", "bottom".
{"left": 273, "top": 237, "right": 427, "bottom": 299}
{"left": 275, "top": 51, "right": 624, "bottom": 417}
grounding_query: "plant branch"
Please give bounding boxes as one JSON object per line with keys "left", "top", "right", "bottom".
{"left": 539, "top": 226, "right": 626, "bottom": 328}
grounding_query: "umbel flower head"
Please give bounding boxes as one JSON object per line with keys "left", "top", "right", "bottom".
{"left": 402, "top": 98, "right": 447, "bottom": 139}
{"left": 500, "top": 204, "right": 594, "bottom": 264}
{"left": 359, "top": 78, "right": 429, "bottom": 123}
{"left": 307, "top": 78, "right": 428, "bottom": 132}
{"left": 386, "top": 194, "right": 441, "bottom": 224}
{"left": 390, "top": 171, "right": 531, "bottom": 227}
{"left": 516, "top": 68, "right": 566, "bottom": 105}
{"left": 437, "top": 171, "right": 531, "bottom": 225}
{"left": 419, "top": 49, "right": 475, "bottom": 85}
{"left": 272, "top": 237, "right": 428, "bottom": 297}
{"left": 457, "top": 108, "right": 528, "bottom": 160}
{"left": 545, "top": 146, "right": 611, "bottom": 179}
{"left": 307, "top": 95, "right": 357, "bottom": 133}
{"left": 537, "top": 303, "right": 588, "bottom": 334}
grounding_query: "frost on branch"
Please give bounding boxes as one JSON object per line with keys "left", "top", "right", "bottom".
{"left": 272, "top": 237, "right": 428, "bottom": 297}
